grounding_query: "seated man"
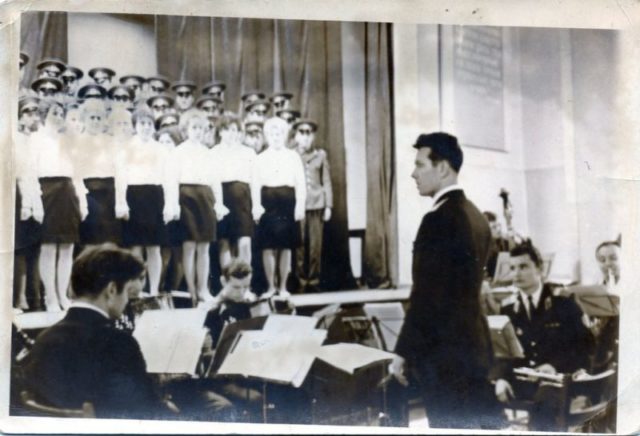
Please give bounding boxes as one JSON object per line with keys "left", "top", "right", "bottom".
{"left": 493, "top": 242, "right": 594, "bottom": 431}
{"left": 22, "top": 245, "right": 233, "bottom": 421}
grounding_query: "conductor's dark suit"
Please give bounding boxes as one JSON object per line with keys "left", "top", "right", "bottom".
{"left": 395, "top": 189, "right": 498, "bottom": 428}
{"left": 22, "top": 307, "right": 170, "bottom": 419}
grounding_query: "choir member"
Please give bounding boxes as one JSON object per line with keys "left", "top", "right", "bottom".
{"left": 34, "top": 99, "right": 88, "bottom": 311}
{"left": 293, "top": 119, "right": 332, "bottom": 293}
{"left": 173, "top": 110, "right": 228, "bottom": 303}
{"left": 60, "top": 66, "right": 83, "bottom": 99}
{"left": 276, "top": 108, "right": 301, "bottom": 127}
{"left": 146, "top": 76, "right": 171, "bottom": 98}
{"left": 36, "top": 58, "right": 65, "bottom": 79}
{"left": 147, "top": 94, "right": 175, "bottom": 122}
{"left": 77, "top": 84, "right": 107, "bottom": 102}
{"left": 269, "top": 91, "right": 293, "bottom": 114}
{"left": 210, "top": 114, "right": 256, "bottom": 267}
{"left": 65, "top": 104, "right": 85, "bottom": 135}
{"left": 120, "top": 107, "right": 178, "bottom": 296}
{"left": 242, "top": 120, "right": 265, "bottom": 154}
{"left": 88, "top": 67, "right": 116, "bottom": 87}
{"left": 119, "top": 74, "right": 145, "bottom": 101}
{"left": 171, "top": 80, "right": 197, "bottom": 113}
{"left": 31, "top": 77, "right": 63, "bottom": 100}
{"left": 253, "top": 117, "right": 306, "bottom": 297}
{"left": 201, "top": 80, "right": 226, "bottom": 102}
{"left": 108, "top": 85, "right": 135, "bottom": 113}
{"left": 244, "top": 99, "right": 270, "bottom": 124}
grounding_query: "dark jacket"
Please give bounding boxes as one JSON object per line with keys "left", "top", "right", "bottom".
{"left": 395, "top": 189, "right": 493, "bottom": 396}
{"left": 22, "top": 307, "right": 169, "bottom": 419}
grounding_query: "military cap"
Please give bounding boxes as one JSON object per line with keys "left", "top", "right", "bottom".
{"left": 61, "top": 66, "right": 84, "bottom": 82}
{"left": 245, "top": 99, "right": 271, "bottom": 114}
{"left": 88, "top": 67, "right": 116, "bottom": 80}
{"left": 147, "top": 94, "right": 175, "bottom": 109}
{"left": 36, "top": 58, "right": 66, "bottom": 76}
{"left": 78, "top": 83, "right": 107, "bottom": 100}
{"left": 146, "top": 76, "right": 171, "bottom": 91}
{"left": 292, "top": 118, "right": 318, "bottom": 132}
{"left": 156, "top": 112, "right": 180, "bottom": 130}
{"left": 19, "top": 52, "right": 29, "bottom": 68}
{"left": 171, "top": 80, "right": 197, "bottom": 92}
{"left": 18, "top": 96, "right": 40, "bottom": 115}
{"left": 31, "top": 77, "right": 63, "bottom": 94}
{"left": 202, "top": 80, "right": 226, "bottom": 94}
{"left": 108, "top": 85, "right": 135, "bottom": 101}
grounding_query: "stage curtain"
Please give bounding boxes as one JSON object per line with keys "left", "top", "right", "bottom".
{"left": 20, "top": 12, "right": 68, "bottom": 88}
{"left": 363, "top": 23, "right": 397, "bottom": 289}
{"left": 155, "top": 17, "right": 356, "bottom": 290}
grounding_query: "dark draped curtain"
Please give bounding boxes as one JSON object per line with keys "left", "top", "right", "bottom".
{"left": 20, "top": 12, "right": 68, "bottom": 88}
{"left": 156, "top": 17, "right": 356, "bottom": 290}
{"left": 363, "top": 23, "right": 397, "bottom": 289}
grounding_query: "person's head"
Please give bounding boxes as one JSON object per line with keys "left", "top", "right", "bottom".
{"left": 71, "top": 244, "right": 146, "bottom": 319}
{"left": 292, "top": 119, "right": 317, "bottom": 152}
{"left": 245, "top": 100, "right": 270, "bottom": 123}
{"left": 89, "top": 67, "right": 116, "bottom": 86}
{"left": 196, "top": 96, "right": 223, "bottom": 118}
{"left": 509, "top": 241, "right": 544, "bottom": 294}
{"left": 40, "top": 99, "right": 66, "bottom": 132}
{"left": 243, "top": 121, "right": 264, "bottom": 152}
{"left": 146, "top": 76, "right": 170, "bottom": 96}
{"left": 202, "top": 81, "right": 226, "bottom": 101}
{"left": 172, "top": 81, "right": 196, "bottom": 111}
{"left": 217, "top": 114, "right": 242, "bottom": 145}
{"left": 81, "top": 98, "right": 107, "bottom": 136}
{"left": 19, "top": 52, "right": 29, "bottom": 82}
{"left": 31, "top": 77, "right": 63, "bottom": 99}
{"left": 270, "top": 92, "right": 293, "bottom": 112}
{"left": 119, "top": 75, "right": 144, "bottom": 100}
{"left": 179, "top": 110, "right": 208, "bottom": 144}
{"left": 108, "top": 85, "right": 135, "bottom": 111}
{"left": 483, "top": 211, "right": 502, "bottom": 239}
{"left": 595, "top": 240, "right": 621, "bottom": 283}
{"left": 147, "top": 95, "right": 174, "bottom": 120}
{"left": 241, "top": 91, "right": 265, "bottom": 109}
{"left": 220, "top": 259, "right": 253, "bottom": 302}
{"left": 411, "top": 132, "right": 463, "bottom": 197}
{"left": 155, "top": 112, "right": 180, "bottom": 131}
{"left": 263, "top": 117, "right": 290, "bottom": 150}
{"left": 65, "top": 105, "right": 84, "bottom": 135}
{"left": 132, "top": 107, "right": 156, "bottom": 140}
{"left": 60, "top": 66, "right": 83, "bottom": 96}
{"left": 156, "top": 125, "right": 183, "bottom": 148}
{"left": 18, "top": 96, "right": 41, "bottom": 133}
{"left": 78, "top": 84, "right": 107, "bottom": 101}
{"left": 37, "top": 58, "right": 65, "bottom": 79}
{"left": 275, "top": 109, "right": 300, "bottom": 125}
{"left": 109, "top": 108, "right": 133, "bottom": 138}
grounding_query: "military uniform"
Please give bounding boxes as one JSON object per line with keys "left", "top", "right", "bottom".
{"left": 495, "top": 283, "right": 594, "bottom": 431}
{"left": 295, "top": 147, "right": 333, "bottom": 292}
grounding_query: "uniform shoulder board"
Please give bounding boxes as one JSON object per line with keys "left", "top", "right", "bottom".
{"left": 551, "top": 286, "right": 565, "bottom": 297}
{"left": 501, "top": 293, "right": 518, "bottom": 307}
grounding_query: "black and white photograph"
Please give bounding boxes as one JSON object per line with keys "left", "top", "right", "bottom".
{"left": 3, "top": 1, "right": 639, "bottom": 434}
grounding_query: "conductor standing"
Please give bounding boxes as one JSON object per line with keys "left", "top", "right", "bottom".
{"left": 390, "top": 133, "right": 498, "bottom": 429}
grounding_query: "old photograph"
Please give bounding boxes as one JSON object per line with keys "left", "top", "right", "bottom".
{"left": 3, "top": 3, "right": 637, "bottom": 433}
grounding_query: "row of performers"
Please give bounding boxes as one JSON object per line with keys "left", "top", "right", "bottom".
{"left": 14, "top": 96, "right": 333, "bottom": 313}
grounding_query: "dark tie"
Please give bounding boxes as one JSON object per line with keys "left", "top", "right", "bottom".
{"left": 528, "top": 295, "right": 536, "bottom": 321}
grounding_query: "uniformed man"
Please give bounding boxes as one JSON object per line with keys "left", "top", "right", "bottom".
{"left": 292, "top": 119, "right": 332, "bottom": 293}
{"left": 60, "top": 66, "right": 84, "bottom": 98}
{"left": 269, "top": 91, "right": 293, "bottom": 114}
{"left": 276, "top": 108, "right": 301, "bottom": 126}
{"left": 202, "top": 80, "right": 226, "bottom": 102}
{"left": 147, "top": 94, "right": 175, "bottom": 120}
{"left": 119, "top": 74, "right": 145, "bottom": 102}
{"left": 108, "top": 85, "right": 135, "bottom": 112}
{"left": 146, "top": 75, "right": 171, "bottom": 97}
{"left": 78, "top": 84, "right": 107, "bottom": 102}
{"left": 171, "top": 80, "right": 197, "bottom": 113}
{"left": 36, "top": 58, "right": 66, "bottom": 79}
{"left": 242, "top": 120, "right": 265, "bottom": 153}
{"left": 196, "top": 95, "right": 223, "bottom": 118}
{"left": 244, "top": 99, "right": 270, "bottom": 123}
{"left": 493, "top": 241, "right": 594, "bottom": 431}
{"left": 88, "top": 67, "right": 116, "bottom": 87}
{"left": 30, "top": 77, "right": 63, "bottom": 99}
{"left": 240, "top": 91, "right": 265, "bottom": 112}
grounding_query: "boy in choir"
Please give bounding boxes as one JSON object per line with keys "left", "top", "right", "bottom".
{"left": 65, "top": 104, "right": 85, "bottom": 135}
{"left": 147, "top": 94, "right": 175, "bottom": 121}
{"left": 14, "top": 97, "right": 45, "bottom": 310}
{"left": 196, "top": 95, "right": 224, "bottom": 119}
{"left": 242, "top": 120, "right": 265, "bottom": 154}
{"left": 210, "top": 114, "right": 257, "bottom": 268}
{"left": 75, "top": 99, "right": 123, "bottom": 248}
{"left": 173, "top": 110, "right": 229, "bottom": 304}
{"left": 120, "top": 107, "right": 178, "bottom": 297}
{"left": 171, "top": 80, "right": 197, "bottom": 113}
{"left": 36, "top": 58, "right": 65, "bottom": 79}
{"left": 34, "top": 99, "right": 88, "bottom": 311}
{"left": 275, "top": 108, "right": 301, "bottom": 127}
{"left": 244, "top": 99, "right": 270, "bottom": 124}
{"left": 88, "top": 67, "right": 116, "bottom": 87}
{"left": 253, "top": 117, "right": 306, "bottom": 298}
{"left": 31, "top": 77, "right": 63, "bottom": 100}
{"left": 146, "top": 76, "right": 171, "bottom": 98}
{"left": 202, "top": 81, "right": 226, "bottom": 102}
{"left": 292, "top": 119, "right": 332, "bottom": 293}
{"left": 108, "top": 85, "right": 135, "bottom": 113}
{"left": 269, "top": 92, "right": 293, "bottom": 115}
{"left": 119, "top": 74, "right": 145, "bottom": 102}
{"left": 240, "top": 91, "right": 265, "bottom": 120}
{"left": 77, "top": 84, "right": 107, "bottom": 102}
{"left": 493, "top": 242, "right": 594, "bottom": 431}
{"left": 60, "top": 66, "right": 83, "bottom": 100}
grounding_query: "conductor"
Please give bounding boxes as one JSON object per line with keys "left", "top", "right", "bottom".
{"left": 390, "top": 133, "right": 498, "bottom": 429}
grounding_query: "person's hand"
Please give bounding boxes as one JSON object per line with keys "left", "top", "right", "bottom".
{"left": 244, "top": 290, "right": 258, "bottom": 303}
{"left": 535, "top": 363, "right": 557, "bottom": 375}
{"left": 252, "top": 205, "right": 265, "bottom": 222}
{"left": 79, "top": 202, "right": 89, "bottom": 221}
{"left": 20, "top": 207, "right": 33, "bottom": 221}
{"left": 294, "top": 206, "right": 305, "bottom": 222}
{"left": 115, "top": 203, "right": 129, "bottom": 220}
{"left": 32, "top": 203, "right": 44, "bottom": 223}
{"left": 495, "top": 379, "right": 514, "bottom": 403}
{"left": 388, "top": 355, "right": 408, "bottom": 387}
{"left": 323, "top": 207, "right": 332, "bottom": 222}
{"left": 162, "top": 209, "right": 174, "bottom": 224}
{"left": 215, "top": 204, "right": 229, "bottom": 220}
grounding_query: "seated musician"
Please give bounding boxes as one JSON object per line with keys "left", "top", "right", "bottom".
{"left": 493, "top": 241, "right": 594, "bottom": 431}
{"left": 21, "top": 244, "right": 234, "bottom": 421}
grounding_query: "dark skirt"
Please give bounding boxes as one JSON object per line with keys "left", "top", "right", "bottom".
{"left": 217, "top": 181, "right": 254, "bottom": 241}
{"left": 80, "top": 177, "right": 122, "bottom": 245}
{"left": 178, "top": 184, "right": 216, "bottom": 243}
{"left": 14, "top": 183, "right": 41, "bottom": 254}
{"left": 257, "top": 186, "right": 299, "bottom": 250}
{"left": 39, "top": 177, "right": 81, "bottom": 244}
{"left": 123, "top": 184, "right": 166, "bottom": 247}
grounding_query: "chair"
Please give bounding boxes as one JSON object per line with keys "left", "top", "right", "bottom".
{"left": 20, "top": 390, "right": 95, "bottom": 418}
{"left": 564, "top": 369, "right": 617, "bottom": 432}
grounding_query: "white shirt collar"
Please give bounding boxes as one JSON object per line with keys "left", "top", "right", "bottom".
{"left": 518, "top": 282, "right": 544, "bottom": 315}
{"left": 70, "top": 301, "right": 110, "bottom": 320}
{"left": 431, "top": 184, "right": 463, "bottom": 211}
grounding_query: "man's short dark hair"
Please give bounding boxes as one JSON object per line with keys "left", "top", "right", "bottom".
{"left": 595, "top": 240, "right": 621, "bottom": 258}
{"left": 413, "top": 132, "right": 463, "bottom": 172}
{"left": 71, "top": 244, "right": 146, "bottom": 298}
{"left": 222, "top": 258, "right": 252, "bottom": 281}
{"left": 510, "top": 240, "right": 543, "bottom": 269}
{"left": 483, "top": 211, "right": 497, "bottom": 222}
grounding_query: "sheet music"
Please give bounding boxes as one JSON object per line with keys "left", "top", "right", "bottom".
{"left": 262, "top": 314, "right": 319, "bottom": 334}
{"left": 13, "top": 311, "right": 66, "bottom": 330}
{"left": 315, "top": 343, "right": 396, "bottom": 374}
{"left": 133, "top": 308, "right": 209, "bottom": 374}
{"left": 217, "top": 329, "right": 327, "bottom": 387}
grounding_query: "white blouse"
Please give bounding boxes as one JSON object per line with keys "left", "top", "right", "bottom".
{"left": 209, "top": 142, "right": 256, "bottom": 185}
{"left": 14, "top": 131, "right": 42, "bottom": 215}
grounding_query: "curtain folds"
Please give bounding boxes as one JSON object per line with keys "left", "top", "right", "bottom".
{"left": 20, "top": 12, "right": 68, "bottom": 88}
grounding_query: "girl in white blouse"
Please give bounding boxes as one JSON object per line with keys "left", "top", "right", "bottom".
{"left": 252, "top": 117, "right": 306, "bottom": 298}
{"left": 119, "top": 107, "right": 178, "bottom": 296}
{"left": 34, "top": 99, "right": 88, "bottom": 311}
{"left": 172, "top": 110, "right": 228, "bottom": 304}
